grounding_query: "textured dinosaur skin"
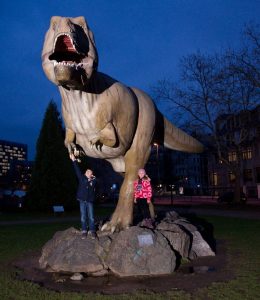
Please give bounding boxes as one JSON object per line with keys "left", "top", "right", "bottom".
{"left": 42, "top": 16, "right": 203, "bottom": 231}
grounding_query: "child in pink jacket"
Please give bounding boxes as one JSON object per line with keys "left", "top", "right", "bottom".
{"left": 133, "top": 169, "right": 153, "bottom": 228}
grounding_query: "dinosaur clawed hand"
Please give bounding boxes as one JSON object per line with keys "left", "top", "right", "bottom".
{"left": 89, "top": 138, "right": 103, "bottom": 151}
{"left": 67, "top": 143, "right": 85, "bottom": 162}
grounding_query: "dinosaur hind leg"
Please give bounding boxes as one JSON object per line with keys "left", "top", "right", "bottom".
{"left": 101, "top": 148, "right": 151, "bottom": 232}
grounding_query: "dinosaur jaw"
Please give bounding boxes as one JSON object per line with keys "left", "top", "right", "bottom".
{"left": 49, "top": 33, "right": 92, "bottom": 88}
{"left": 52, "top": 61, "right": 87, "bottom": 88}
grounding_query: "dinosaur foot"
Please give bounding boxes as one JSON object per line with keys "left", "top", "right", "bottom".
{"left": 101, "top": 218, "right": 130, "bottom": 233}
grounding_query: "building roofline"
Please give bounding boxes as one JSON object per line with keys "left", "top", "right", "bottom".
{"left": 0, "top": 139, "right": 27, "bottom": 148}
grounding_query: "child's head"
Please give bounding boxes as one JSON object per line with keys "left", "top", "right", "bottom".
{"left": 85, "top": 169, "right": 93, "bottom": 178}
{"left": 138, "top": 168, "right": 146, "bottom": 179}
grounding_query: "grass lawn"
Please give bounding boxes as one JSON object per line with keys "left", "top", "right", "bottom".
{"left": 0, "top": 206, "right": 114, "bottom": 222}
{"left": 0, "top": 214, "right": 260, "bottom": 299}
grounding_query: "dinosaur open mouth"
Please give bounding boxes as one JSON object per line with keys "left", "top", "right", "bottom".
{"left": 49, "top": 34, "right": 85, "bottom": 63}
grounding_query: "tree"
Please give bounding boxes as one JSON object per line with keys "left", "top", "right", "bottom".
{"left": 27, "top": 101, "right": 76, "bottom": 211}
{"left": 153, "top": 25, "right": 260, "bottom": 202}
{"left": 228, "top": 23, "right": 260, "bottom": 89}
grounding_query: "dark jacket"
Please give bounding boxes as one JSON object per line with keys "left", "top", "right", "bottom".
{"left": 72, "top": 161, "right": 96, "bottom": 202}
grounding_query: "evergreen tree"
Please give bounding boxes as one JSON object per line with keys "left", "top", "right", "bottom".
{"left": 27, "top": 101, "right": 76, "bottom": 211}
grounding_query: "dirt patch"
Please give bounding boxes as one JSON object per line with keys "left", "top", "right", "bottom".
{"left": 13, "top": 239, "right": 234, "bottom": 295}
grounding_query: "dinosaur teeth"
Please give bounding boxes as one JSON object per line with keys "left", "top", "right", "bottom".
{"left": 53, "top": 61, "right": 75, "bottom": 67}
{"left": 53, "top": 61, "right": 87, "bottom": 69}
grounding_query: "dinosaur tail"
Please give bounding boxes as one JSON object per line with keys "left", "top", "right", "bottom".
{"left": 163, "top": 117, "right": 204, "bottom": 153}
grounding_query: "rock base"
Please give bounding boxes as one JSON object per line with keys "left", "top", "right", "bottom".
{"left": 39, "top": 210, "right": 215, "bottom": 277}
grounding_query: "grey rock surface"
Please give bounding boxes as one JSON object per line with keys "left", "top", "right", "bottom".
{"left": 189, "top": 230, "right": 215, "bottom": 259}
{"left": 165, "top": 210, "right": 180, "bottom": 222}
{"left": 174, "top": 219, "right": 198, "bottom": 233}
{"left": 39, "top": 227, "right": 104, "bottom": 274}
{"left": 157, "top": 221, "right": 191, "bottom": 258}
{"left": 106, "top": 226, "right": 176, "bottom": 277}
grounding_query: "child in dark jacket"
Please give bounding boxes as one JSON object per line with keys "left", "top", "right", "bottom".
{"left": 70, "top": 153, "right": 97, "bottom": 239}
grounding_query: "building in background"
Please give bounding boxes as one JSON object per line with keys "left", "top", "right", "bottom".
{"left": 170, "top": 150, "right": 208, "bottom": 195}
{"left": 145, "top": 143, "right": 208, "bottom": 195}
{"left": 0, "top": 139, "right": 29, "bottom": 189}
{"left": 7, "top": 160, "right": 33, "bottom": 191}
{"left": 207, "top": 105, "right": 260, "bottom": 198}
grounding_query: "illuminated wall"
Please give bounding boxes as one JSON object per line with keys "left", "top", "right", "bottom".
{"left": 0, "top": 139, "right": 27, "bottom": 178}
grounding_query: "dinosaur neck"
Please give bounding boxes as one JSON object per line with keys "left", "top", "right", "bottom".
{"left": 59, "top": 86, "right": 97, "bottom": 113}
{"left": 87, "top": 72, "right": 117, "bottom": 93}
{"left": 56, "top": 71, "right": 117, "bottom": 95}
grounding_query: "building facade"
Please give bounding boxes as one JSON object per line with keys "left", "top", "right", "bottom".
{"left": 207, "top": 105, "right": 260, "bottom": 198}
{"left": 170, "top": 150, "right": 208, "bottom": 194}
{"left": 7, "top": 160, "right": 33, "bottom": 191}
{"left": 145, "top": 143, "right": 208, "bottom": 195}
{"left": 0, "top": 140, "right": 28, "bottom": 189}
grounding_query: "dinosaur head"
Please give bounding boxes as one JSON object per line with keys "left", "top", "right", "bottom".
{"left": 42, "top": 16, "right": 98, "bottom": 89}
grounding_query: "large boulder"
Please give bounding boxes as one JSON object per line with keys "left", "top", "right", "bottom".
{"left": 170, "top": 217, "right": 215, "bottom": 258}
{"left": 106, "top": 226, "right": 176, "bottom": 277}
{"left": 39, "top": 227, "right": 105, "bottom": 275}
{"left": 156, "top": 221, "right": 191, "bottom": 258}
{"left": 188, "top": 230, "right": 215, "bottom": 259}
{"left": 163, "top": 211, "right": 215, "bottom": 259}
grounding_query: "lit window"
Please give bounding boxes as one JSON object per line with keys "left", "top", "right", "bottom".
{"left": 228, "top": 172, "right": 236, "bottom": 183}
{"left": 228, "top": 151, "right": 237, "bottom": 162}
{"left": 211, "top": 172, "right": 218, "bottom": 186}
{"left": 242, "top": 148, "right": 252, "bottom": 160}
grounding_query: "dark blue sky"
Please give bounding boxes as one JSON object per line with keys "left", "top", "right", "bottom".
{"left": 0, "top": 0, "right": 259, "bottom": 160}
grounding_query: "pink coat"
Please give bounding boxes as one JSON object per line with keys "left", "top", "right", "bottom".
{"left": 133, "top": 179, "right": 152, "bottom": 202}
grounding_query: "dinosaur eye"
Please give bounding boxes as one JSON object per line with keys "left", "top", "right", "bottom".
{"left": 52, "top": 22, "right": 57, "bottom": 30}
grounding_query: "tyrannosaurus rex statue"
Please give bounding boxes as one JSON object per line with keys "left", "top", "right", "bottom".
{"left": 42, "top": 16, "right": 203, "bottom": 231}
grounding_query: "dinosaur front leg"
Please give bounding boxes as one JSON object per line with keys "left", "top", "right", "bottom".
{"left": 64, "top": 128, "right": 76, "bottom": 153}
{"left": 64, "top": 128, "right": 85, "bottom": 162}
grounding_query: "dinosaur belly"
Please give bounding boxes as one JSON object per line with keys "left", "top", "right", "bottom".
{"left": 60, "top": 87, "right": 129, "bottom": 159}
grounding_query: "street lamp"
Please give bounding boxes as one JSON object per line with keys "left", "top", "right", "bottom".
{"left": 153, "top": 143, "right": 160, "bottom": 184}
